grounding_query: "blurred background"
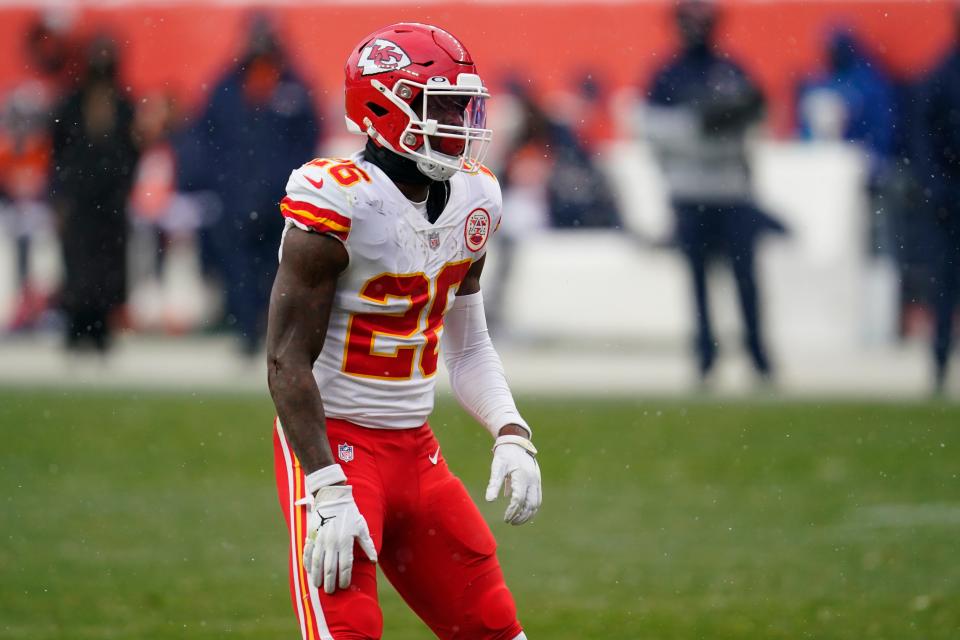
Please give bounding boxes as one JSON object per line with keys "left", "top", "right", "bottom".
{"left": 0, "top": 0, "right": 959, "bottom": 398}
{"left": 2, "top": 2, "right": 960, "bottom": 639}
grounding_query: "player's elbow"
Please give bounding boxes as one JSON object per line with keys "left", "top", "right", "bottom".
{"left": 266, "top": 351, "right": 311, "bottom": 397}
{"left": 266, "top": 353, "right": 284, "bottom": 398}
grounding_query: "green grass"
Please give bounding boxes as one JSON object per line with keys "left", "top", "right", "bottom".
{"left": 1, "top": 389, "right": 959, "bottom": 638}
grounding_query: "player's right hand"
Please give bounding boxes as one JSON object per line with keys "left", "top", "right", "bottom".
{"left": 298, "top": 485, "right": 377, "bottom": 594}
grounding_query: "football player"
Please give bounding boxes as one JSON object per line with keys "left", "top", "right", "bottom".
{"left": 266, "top": 23, "right": 541, "bottom": 640}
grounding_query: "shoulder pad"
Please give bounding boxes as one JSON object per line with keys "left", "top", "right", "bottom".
{"left": 467, "top": 164, "right": 502, "bottom": 211}
{"left": 280, "top": 158, "right": 361, "bottom": 242}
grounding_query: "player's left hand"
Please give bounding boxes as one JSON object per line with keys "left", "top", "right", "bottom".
{"left": 485, "top": 434, "right": 541, "bottom": 525}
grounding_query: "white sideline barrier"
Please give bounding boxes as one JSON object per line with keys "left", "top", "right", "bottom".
{"left": 489, "top": 232, "right": 693, "bottom": 342}
{"left": 494, "top": 140, "right": 880, "bottom": 353}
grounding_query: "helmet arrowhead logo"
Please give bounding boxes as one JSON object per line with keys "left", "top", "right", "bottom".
{"left": 358, "top": 39, "right": 412, "bottom": 76}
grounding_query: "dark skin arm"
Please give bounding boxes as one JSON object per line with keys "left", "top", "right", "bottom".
{"left": 457, "top": 255, "right": 530, "bottom": 440}
{"left": 266, "top": 227, "right": 349, "bottom": 475}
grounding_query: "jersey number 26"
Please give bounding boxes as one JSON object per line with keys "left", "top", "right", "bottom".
{"left": 343, "top": 260, "right": 472, "bottom": 380}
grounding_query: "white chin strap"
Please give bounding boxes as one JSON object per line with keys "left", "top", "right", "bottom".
{"left": 416, "top": 154, "right": 458, "bottom": 181}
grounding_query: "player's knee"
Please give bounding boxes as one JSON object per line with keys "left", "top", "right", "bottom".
{"left": 479, "top": 585, "right": 516, "bottom": 630}
{"left": 463, "top": 581, "right": 519, "bottom": 639}
{"left": 327, "top": 591, "right": 383, "bottom": 640}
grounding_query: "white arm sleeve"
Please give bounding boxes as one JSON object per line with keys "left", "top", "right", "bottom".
{"left": 442, "top": 291, "right": 531, "bottom": 439}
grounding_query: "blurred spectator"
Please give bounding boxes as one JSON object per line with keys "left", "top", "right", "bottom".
{"left": 24, "top": 12, "right": 83, "bottom": 92}
{"left": 487, "top": 83, "right": 621, "bottom": 330}
{"left": 797, "top": 30, "right": 905, "bottom": 344}
{"left": 128, "top": 91, "right": 210, "bottom": 333}
{"left": 643, "top": 0, "right": 778, "bottom": 383}
{"left": 174, "top": 13, "right": 320, "bottom": 355}
{"left": 0, "top": 86, "right": 54, "bottom": 332}
{"left": 798, "top": 30, "right": 898, "bottom": 253}
{"left": 129, "top": 92, "right": 177, "bottom": 283}
{"left": 50, "top": 35, "right": 140, "bottom": 353}
{"left": 500, "top": 80, "right": 621, "bottom": 231}
{"left": 914, "top": 8, "right": 960, "bottom": 394}
{"left": 553, "top": 72, "right": 619, "bottom": 151}
{"left": 798, "top": 30, "right": 896, "bottom": 192}
{"left": 892, "top": 78, "right": 938, "bottom": 340}
{"left": 0, "top": 14, "right": 77, "bottom": 331}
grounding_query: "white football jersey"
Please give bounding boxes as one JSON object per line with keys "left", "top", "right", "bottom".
{"left": 279, "top": 152, "right": 501, "bottom": 429}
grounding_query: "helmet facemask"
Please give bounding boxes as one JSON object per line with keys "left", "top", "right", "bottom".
{"left": 370, "top": 73, "right": 492, "bottom": 181}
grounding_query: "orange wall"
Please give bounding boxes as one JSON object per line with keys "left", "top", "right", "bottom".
{"left": 0, "top": 1, "right": 954, "bottom": 135}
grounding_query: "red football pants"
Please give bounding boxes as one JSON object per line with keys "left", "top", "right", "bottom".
{"left": 274, "top": 418, "right": 524, "bottom": 640}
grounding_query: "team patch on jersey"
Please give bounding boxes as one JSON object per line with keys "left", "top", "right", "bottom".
{"left": 464, "top": 208, "right": 491, "bottom": 252}
{"left": 358, "top": 39, "right": 412, "bottom": 76}
{"left": 337, "top": 443, "right": 354, "bottom": 463}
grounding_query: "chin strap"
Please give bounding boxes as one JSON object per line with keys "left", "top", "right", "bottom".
{"left": 416, "top": 157, "right": 457, "bottom": 182}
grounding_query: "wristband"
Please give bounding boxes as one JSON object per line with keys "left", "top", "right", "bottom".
{"left": 304, "top": 464, "right": 348, "bottom": 495}
{"left": 493, "top": 435, "right": 538, "bottom": 457}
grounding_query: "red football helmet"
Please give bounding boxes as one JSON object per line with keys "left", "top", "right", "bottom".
{"left": 344, "top": 23, "right": 492, "bottom": 181}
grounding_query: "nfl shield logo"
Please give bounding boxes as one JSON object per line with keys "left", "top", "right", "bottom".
{"left": 428, "top": 231, "right": 441, "bottom": 250}
{"left": 337, "top": 443, "right": 354, "bottom": 463}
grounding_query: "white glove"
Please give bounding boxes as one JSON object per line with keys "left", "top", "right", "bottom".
{"left": 297, "top": 485, "right": 377, "bottom": 594}
{"left": 485, "top": 435, "right": 542, "bottom": 525}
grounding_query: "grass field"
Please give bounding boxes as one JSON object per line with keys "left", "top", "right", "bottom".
{"left": 1, "top": 389, "right": 959, "bottom": 639}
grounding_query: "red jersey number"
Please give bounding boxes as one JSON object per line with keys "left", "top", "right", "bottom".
{"left": 343, "top": 261, "right": 472, "bottom": 380}
{"left": 305, "top": 158, "right": 371, "bottom": 188}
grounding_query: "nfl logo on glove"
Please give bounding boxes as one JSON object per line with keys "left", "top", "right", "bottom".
{"left": 338, "top": 443, "right": 354, "bottom": 462}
